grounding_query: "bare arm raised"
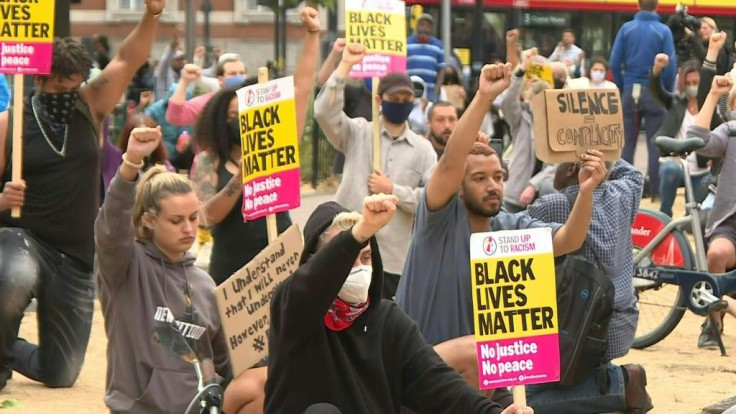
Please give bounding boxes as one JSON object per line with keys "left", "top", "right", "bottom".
{"left": 81, "top": 0, "right": 166, "bottom": 122}
{"left": 425, "top": 63, "right": 512, "bottom": 212}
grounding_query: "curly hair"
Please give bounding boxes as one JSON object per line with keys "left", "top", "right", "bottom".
{"left": 192, "top": 76, "right": 258, "bottom": 162}
{"left": 40, "top": 37, "right": 95, "bottom": 82}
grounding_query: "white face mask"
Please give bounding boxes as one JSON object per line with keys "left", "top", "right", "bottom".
{"left": 684, "top": 85, "right": 699, "bottom": 99}
{"left": 590, "top": 70, "right": 606, "bottom": 83}
{"left": 338, "top": 265, "right": 372, "bottom": 304}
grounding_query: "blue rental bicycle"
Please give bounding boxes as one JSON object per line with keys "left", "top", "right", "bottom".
{"left": 631, "top": 136, "right": 736, "bottom": 355}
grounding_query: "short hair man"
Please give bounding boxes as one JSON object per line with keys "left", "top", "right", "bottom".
{"left": 314, "top": 44, "right": 438, "bottom": 299}
{"left": 549, "top": 28, "right": 585, "bottom": 78}
{"left": 426, "top": 101, "right": 457, "bottom": 159}
{"left": 395, "top": 62, "right": 608, "bottom": 347}
{"left": 610, "top": 0, "right": 677, "bottom": 200}
{"left": 525, "top": 160, "right": 652, "bottom": 414}
{"left": 407, "top": 13, "right": 445, "bottom": 101}
{"left": 0, "top": 0, "right": 167, "bottom": 391}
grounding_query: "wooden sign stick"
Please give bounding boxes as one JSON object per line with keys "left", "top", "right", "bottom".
{"left": 11, "top": 74, "right": 24, "bottom": 218}
{"left": 257, "top": 67, "right": 279, "bottom": 243}
{"left": 513, "top": 385, "right": 526, "bottom": 406}
{"left": 371, "top": 76, "right": 380, "bottom": 171}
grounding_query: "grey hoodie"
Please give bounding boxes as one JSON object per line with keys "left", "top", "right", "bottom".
{"left": 95, "top": 173, "right": 231, "bottom": 414}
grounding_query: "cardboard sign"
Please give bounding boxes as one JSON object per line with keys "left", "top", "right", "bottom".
{"left": 0, "top": 1, "right": 55, "bottom": 74}
{"left": 532, "top": 88, "right": 624, "bottom": 163}
{"left": 525, "top": 63, "right": 553, "bottom": 88}
{"left": 215, "top": 224, "right": 303, "bottom": 377}
{"left": 470, "top": 228, "right": 559, "bottom": 389}
{"left": 236, "top": 76, "right": 300, "bottom": 221}
{"left": 345, "top": 0, "right": 406, "bottom": 78}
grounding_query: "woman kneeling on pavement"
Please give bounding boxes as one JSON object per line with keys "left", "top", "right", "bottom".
{"left": 264, "top": 194, "right": 533, "bottom": 414}
{"left": 95, "top": 126, "right": 231, "bottom": 413}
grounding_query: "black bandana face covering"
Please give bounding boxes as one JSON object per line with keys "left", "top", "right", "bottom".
{"left": 37, "top": 91, "right": 79, "bottom": 130}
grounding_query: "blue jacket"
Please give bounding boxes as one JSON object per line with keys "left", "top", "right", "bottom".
{"left": 610, "top": 11, "right": 676, "bottom": 92}
{"left": 0, "top": 75, "right": 9, "bottom": 112}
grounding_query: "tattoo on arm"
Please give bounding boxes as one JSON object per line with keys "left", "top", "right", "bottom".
{"left": 192, "top": 153, "right": 219, "bottom": 202}
{"left": 225, "top": 177, "right": 240, "bottom": 197}
{"left": 89, "top": 75, "right": 110, "bottom": 91}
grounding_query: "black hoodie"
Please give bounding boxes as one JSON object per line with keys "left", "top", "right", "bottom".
{"left": 265, "top": 202, "right": 504, "bottom": 414}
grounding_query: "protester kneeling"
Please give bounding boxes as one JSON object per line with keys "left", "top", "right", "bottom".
{"left": 264, "top": 194, "right": 531, "bottom": 414}
{"left": 95, "top": 126, "right": 231, "bottom": 413}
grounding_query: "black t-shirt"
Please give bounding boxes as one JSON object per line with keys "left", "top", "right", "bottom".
{"left": 0, "top": 95, "right": 101, "bottom": 269}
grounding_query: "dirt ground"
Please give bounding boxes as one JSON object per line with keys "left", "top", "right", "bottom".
{"left": 2, "top": 197, "right": 736, "bottom": 413}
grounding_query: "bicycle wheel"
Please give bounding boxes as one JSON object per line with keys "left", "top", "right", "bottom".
{"left": 631, "top": 208, "right": 692, "bottom": 349}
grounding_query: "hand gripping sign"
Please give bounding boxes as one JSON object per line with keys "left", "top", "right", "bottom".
{"left": 236, "top": 76, "right": 300, "bottom": 222}
{"left": 470, "top": 228, "right": 560, "bottom": 392}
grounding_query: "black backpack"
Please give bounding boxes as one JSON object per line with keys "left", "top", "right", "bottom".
{"left": 555, "top": 192, "right": 615, "bottom": 390}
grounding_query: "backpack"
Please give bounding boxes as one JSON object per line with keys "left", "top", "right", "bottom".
{"left": 555, "top": 192, "right": 615, "bottom": 390}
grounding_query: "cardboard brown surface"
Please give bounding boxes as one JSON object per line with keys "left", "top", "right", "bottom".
{"left": 215, "top": 224, "right": 303, "bottom": 377}
{"left": 533, "top": 89, "right": 624, "bottom": 163}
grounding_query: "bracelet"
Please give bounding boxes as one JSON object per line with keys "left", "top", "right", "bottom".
{"left": 122, "top": 153, "right": 145, "bottom": 170}
{"left": 704, "top": 58, "right": 716, "bottom": 65}
{"left": 146, "top": 4, "right": 163, "bottom": 19}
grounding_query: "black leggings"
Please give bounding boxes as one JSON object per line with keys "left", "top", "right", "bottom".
{"left": 0, "top": 228, "right": 95, "bottom": 387}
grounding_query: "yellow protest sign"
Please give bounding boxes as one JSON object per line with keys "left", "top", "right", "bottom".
{"left": 236, "top": 76, "right": 300, "bottom": 221}
{"left": 525, "top": 63, "right": 554, "bottom": 88}
{"left": 345, "top": 0, "right": 406, "bottom": 78}
{"left": 215, "top": 224, "right": 303, "bottom": 377}
{"left": 470, "top": 228, "right": 559, "bottom": 389}
{"left": 1, "top": 0, "right": 55, "bottom": 74}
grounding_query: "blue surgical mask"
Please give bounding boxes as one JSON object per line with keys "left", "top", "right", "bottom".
{"left": 224, "top": 75, "right": 246, "bottom": 88}
{"left": 381, "top": 100, "right": 414, "bottom": 124}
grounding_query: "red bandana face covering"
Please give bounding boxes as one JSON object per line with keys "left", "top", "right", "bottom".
{"left": 324, "top": 298, "right": 370, "bottom": 331}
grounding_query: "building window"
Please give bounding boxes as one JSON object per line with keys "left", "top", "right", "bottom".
{"left": 234, "top": 0, "right": 303, "bottom": 23}
{"left": 118, "top": 0, "right": 146, "bottom": 10}
{"left": 106, "top": 0, "right": 181, "bottom": 22}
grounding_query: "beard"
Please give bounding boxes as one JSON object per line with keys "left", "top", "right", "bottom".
{"left": 429, "top": 130, "right": 451, "bottom": 146}
{"left": 462, "top": 190, "right": 502, "bottom": 218}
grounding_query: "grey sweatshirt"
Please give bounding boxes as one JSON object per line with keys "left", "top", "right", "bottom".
{"left": 95, "top": 173, "right": 231, "bottom": 414}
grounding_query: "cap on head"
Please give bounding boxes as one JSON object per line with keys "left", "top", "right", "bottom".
{"left": 417, "top": 13, "right": 434, "bottom": 25}
{"left": 377, "top": 72, "right": 415, "bottom": 96}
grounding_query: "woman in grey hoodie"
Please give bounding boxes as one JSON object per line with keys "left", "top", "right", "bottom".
{"left": 95, "top": 126, "right": 231, "bottom": 413}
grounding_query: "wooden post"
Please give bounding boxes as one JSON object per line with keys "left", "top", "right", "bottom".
{"left": 11, "top": 75, "right": 24, "bottom": 218}
{"left": 258, "top": 67, "right": 279, "bottom": 243}
{"left": 371, "top": 76, "right": 380, "bottom": 170}
{"left": 512, "top": 385, "right": 526, "bottom": 406}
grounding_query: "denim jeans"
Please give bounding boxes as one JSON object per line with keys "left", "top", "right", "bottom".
{"left": 526, "top": 363, "right": 625, "bottom": 414}
{"left": 621, "top": 88, "right": 666, "bottom": 198}
{"left": 0, "top": 228, "right": 95, "bottom": 388}
{"left": 658, "top": 160, "right": 711, "bottom": 217}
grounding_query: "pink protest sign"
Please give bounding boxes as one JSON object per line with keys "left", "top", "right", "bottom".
{"left": 470, "top": 228, "right": 560, "bottom": 389}
{"left": 235, "top": 76, "right": 300, "bottom": 221}
{"left": 345, "top": 0, "right": 406, "bottom": 78}
{"left": 0, "top": 2, "right": 55, "bottom": 74}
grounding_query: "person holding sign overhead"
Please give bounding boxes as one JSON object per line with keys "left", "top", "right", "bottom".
{"left": 395, "top": 62, "right": 608, "bottom": 374}
{"left": 95, "top": 126, "right": 231, "bottom": 413}
{"left": 313, "top": 43, "right": 437, "bottom": 299}
{"left": 0, "top": 0, "right": 168, "bottom": 391}
{"left": 265, "top": 194, "right": 533, "bottom": 414}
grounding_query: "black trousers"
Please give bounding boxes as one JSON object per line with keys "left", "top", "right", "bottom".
{"left": 0, "top": 228, "right": 95, "bottom": 388}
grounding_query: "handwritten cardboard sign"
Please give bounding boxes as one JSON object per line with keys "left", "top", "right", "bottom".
{"left": 345, "top": 0, "right": 406, "bottom": 78}
{"left": 470, "top": 228, "right": 559, "bottom": 389}
{"left": 0, "top": 1, "right": 55, "bottom": 74}
{"left": 532, "top": 88, "right": 624, "bottom": 163}
{"left": 214, "top": 224, "right": 303, "bottom": 377}
{"left": 236, "top": 76, "right": 300, "bottom": 221}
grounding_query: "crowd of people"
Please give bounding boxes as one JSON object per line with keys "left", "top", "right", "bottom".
{"left": 1, "top": 0, "right": 736, "bottom": 413}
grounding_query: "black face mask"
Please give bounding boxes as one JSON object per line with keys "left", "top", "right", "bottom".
{"left": 553, "top": 78, "right": 566, "bottom": 90}
{"left": 227, "top": 119, "right": 241, "bottom": 146}
{"left": 37, "top": 91, "right": 79, "bottom": 129}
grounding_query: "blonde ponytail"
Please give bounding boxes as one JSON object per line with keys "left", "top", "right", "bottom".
{"left": 132, "top": 166, "right": 197, "bottom": 240}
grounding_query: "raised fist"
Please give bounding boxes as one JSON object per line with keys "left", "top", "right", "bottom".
{"left": 478, "top": 63, "right": 512, "bottom": 99}
{"left": 342, "top": 43, "right": 366, "bottom": 66}
{"left": 652, "top": 53, "right": 669, "bottom": 75}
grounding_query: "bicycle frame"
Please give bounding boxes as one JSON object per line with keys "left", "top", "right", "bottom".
{"left": 633, "top": 157, "right": 707, "bottom": 272}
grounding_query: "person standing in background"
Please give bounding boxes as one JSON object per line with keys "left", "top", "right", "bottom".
{"left": 610, "top": 0, "right": 677, "bottom": 201}
{"left": 407, "top": 14, "right": 445, "bottom": 102}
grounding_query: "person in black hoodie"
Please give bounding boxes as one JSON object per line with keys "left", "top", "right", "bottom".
{"left": 265, "top": 194, "right": 533, "bottom": 414}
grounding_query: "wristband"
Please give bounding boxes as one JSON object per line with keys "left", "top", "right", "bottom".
{"left": 704, "top": 58, "right": 716, "bottom": 65}
{"left": 122, "top": 153, "right": 145, "bottom": 170}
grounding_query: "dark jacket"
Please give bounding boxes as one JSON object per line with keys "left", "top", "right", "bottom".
{"left": 265, "top": 202, "right": 504, "bottom": 414}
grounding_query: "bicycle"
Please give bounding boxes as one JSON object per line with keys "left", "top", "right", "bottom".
{"left": 153, "top": 321, "right": 223, "bottom": 414}
{"left": 631, "top": 136, "right": 736, "bottom": 356}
